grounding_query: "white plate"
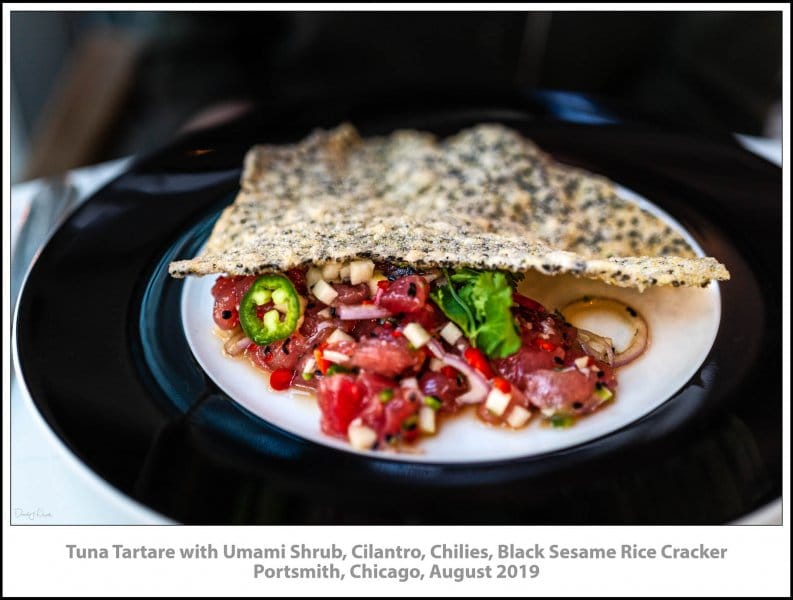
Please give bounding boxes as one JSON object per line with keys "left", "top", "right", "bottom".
{"left": 181, "top": 185, "right": 721, "bottom": 463}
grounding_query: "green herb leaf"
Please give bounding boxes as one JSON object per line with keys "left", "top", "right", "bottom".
{"left": 430, "top": 269, "right": 522, "bottom": 359}
{"left": 430, "top": 272, "right": 477, "bottom": 341}
{"left": 449, "top": 268, "right": 480, "bottom": 283}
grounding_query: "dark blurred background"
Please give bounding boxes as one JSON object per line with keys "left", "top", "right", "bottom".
{"left": 11, "top": 11, "right": 782, "bottom": 182}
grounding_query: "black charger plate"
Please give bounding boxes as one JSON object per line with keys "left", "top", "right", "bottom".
{"left": 15, "top": 103, "right": 781, "bottom": 524}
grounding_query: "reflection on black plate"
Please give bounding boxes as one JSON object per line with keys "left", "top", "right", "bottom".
{"left": 15, "top": 100, "right": 781, "bottom": 524}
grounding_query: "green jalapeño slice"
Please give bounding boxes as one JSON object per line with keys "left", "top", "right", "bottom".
{"left": 239, "top": 274, "right": 301, "bottom": 345}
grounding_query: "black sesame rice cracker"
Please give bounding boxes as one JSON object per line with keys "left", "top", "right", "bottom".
{"left": 168, "top": 123, "right": 729, "bottom": 290}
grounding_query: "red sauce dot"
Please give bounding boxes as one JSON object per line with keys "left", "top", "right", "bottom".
{"left": 269, "top": 368, "right": 293, "bottom": 391}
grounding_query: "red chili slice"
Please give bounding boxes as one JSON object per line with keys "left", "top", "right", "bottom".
{"left": 464, "top": 347, "right": 495, "bottom": 379}
{"left": 314, "top": 347, "right": 330, "bottom": 375}
{"left": 492, "top": 376, "right": 512, "bottom": 393}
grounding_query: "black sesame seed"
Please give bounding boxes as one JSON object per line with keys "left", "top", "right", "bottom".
{"left": 330, "top": 307, "right": 337, "bottom": 317}
{"left": 282, "top": 338, "right": 291, "bottom": 355}
{"left": 407, "top": 282, "right": 417, "bottom": 297}
{"left": 221, "top": 310, "right": 232, "bottom": 320}
{"left": 597, "top": 370, "right": 605, "bottom": 378}
{"left": 626, "top": 306, "right": 637, "bottom": 317}
{"left": 572, "top": 402, "right": 584, "bottom": 410}
{"left": 554, "top": 356, "right": 564, "bottom": 365}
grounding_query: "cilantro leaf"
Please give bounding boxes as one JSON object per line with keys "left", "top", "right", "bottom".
{"left": 430, "top": 285, "right": 475, "bottom": 339}
{"left": 473, "top": 272, "right": 522, "bottom": 358}
{"left": 430, "top": 269, "right": 522, "bottom": 359}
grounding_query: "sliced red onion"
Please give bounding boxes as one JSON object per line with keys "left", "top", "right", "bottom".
{"left": 563, "top": 297, "right": 649, "bottom": 368}
{"left": 426, "top": 339, "right": 447, "bottom": 360}
{"left": 224, "top": 331, "right": 252, "bottom": 356}
{"left": 577, "top": 329, "right": 616, "bottom": 366}
{"left": 336, "top": 304, "right": 391, "bottom": 320}
{"left": 454, "top": 337, "right": 471, "bottom": 354}
{"left": 613, "top": 314, "right": 649, "bottom": 367}
{"left": 427, "top": 340, "right": 490, "bottom": 404}
{"left": 305, "top": 321, "right": 335, "bottom": 346}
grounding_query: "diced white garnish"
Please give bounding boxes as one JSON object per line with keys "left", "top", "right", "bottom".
{"left": 306, "top": 267, "right": 323, "bottom": 287}
{"left": 368, "top": 272, "right": 388, "bottom": 296}
{"left": 322, "top": 350, "right": 350, "bottom": 364}
{"left": 418, "top": 406, "right": 436, "bottom": 434}
{"left": 399, "top": 377, "right": 419, "bottom": 389}
{"left": 506, "top": 405, "right": 532, "bottom": 428}
{"left": 317, "top": 308, "right": 331, "bottom": 318}
{"left": 574, "top": 356, "right": 590, "bottom": 369}
{"left": 302, "top": 357, "right": 316, "bottom": 374}
{"left": 347, "top": 419, "right": 377, "bottom": 450}
{"left": 340, "top": 264, "right": 351, "bottom": 281}
{"left": 540, "top": 407, "right": 556, "bottom": 417}
{"left": 327, "top": 328, "right": 355, "bottom": 344}
{"left": 439, "top": 321, "right": 463, "bottom": 345}
{"left": 429, "top": 358, "right": 444, "bottom": 372}
{"left": 403, "top": 322, "right": 431, "bottom": 348}
{"left": 273, "top": 303, "right": 289, "bottom": 314}
{"left": 322, "top": 263, "right": 342, "bottom": 281}
{"left": 312, "top": 279, "right": 339, "bottom": 305}
{"left": 349, "top": 259, "right": 375, "bottom": 285}
{"left": 485, "top": 388, "right": 512, "bottom": 417}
